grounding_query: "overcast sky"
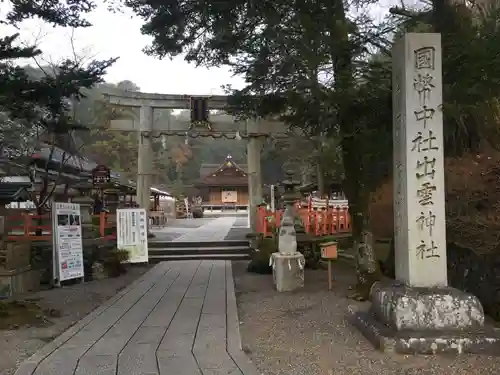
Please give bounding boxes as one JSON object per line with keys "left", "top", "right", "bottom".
{"left": 1, "top": 2, "right": 397, "bottom": 95}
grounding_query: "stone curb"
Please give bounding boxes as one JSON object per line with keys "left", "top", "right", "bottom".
{"left": 226, "top": 261, "right": 262, "bottom": 375}
{"left": 14, "top": 263, "right": 167, "bottom": 375}
{"left": 348, "top": 304, "right": 500, "bottom": 355}
{"left": 347, "top": 304, "right": 396, "bottom": 353}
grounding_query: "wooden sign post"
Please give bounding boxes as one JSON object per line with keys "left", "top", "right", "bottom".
{"left": 320, "top": 241, "right": 338, "bottom": 291}
{"left": 92, "top": 165, "right": 111, "bottom": 207}
{"left": 92, "top": 165, "right": 111, "bottom": 186}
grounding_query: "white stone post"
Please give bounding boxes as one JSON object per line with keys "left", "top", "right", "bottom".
{"left": 392, "top": 33, "right": 447, "bottom": 287}
{"left": 137, "top": 106, "right": 154, "bottom": 218}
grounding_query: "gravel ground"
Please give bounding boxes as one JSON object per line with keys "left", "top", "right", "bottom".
{"left": 0, "top": 265, "right": 151, "bottom": 375}
{"left": 232, "top": 260, "right": 500, "bottom": 375}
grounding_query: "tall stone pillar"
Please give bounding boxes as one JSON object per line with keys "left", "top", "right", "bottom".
{"left": 392, "top": 33, "right": 447, "bottom": 287}
{"left": 247, "top": 135, "right": 262, "bottom": 232}
{"left": 137, "top": 106, "right": 154, "bottom": 215}
{"left": 350, "top": 33, "right": 500, "bottom": 355}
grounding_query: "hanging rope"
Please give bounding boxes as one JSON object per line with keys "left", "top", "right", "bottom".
{"left": 143, "top": 130, "right": 291, "bottom": 140}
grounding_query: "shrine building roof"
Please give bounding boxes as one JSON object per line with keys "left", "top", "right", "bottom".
{"left": 195, "top": 155, "right": 248, "bottom": 187}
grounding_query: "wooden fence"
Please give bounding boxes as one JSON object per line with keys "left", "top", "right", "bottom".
{"left": 256, "top": 206, "right": 351, "bottom": 237}
{"left": 5, "top": 212, "right": 116, "bottom": 241}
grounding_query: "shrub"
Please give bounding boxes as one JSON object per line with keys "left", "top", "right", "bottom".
{"left": 192, "top": 207, "right": 203, "bottom": 218}
{"left": 102, "top": 248, "right": 129, "bottom": 277}
{"left": 91, "top": 215, "right": 114, "bottom": 237}
{"left": 369, "top": 148, "right": 500, "bottom": 255}
{"left": 296, "top": 235, "right": 319, "bottom": 268}
{"left": 31, "top": 243, "right": 54, "bottom": 285}
{"left": 84, "top": 244, "right": 129, "bottom": 279}
{"left": 247, "top": 237, "right": 277, "bottom": 274}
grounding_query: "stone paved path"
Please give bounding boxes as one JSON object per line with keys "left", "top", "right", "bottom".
{"left": 232, "top": 217, "right": 250, "bottom": 228}
{"left": 173, "top": 217, "right": 237, "bottom": 242}
{"left": 15, "top": 261, "right": 259, "bottom": 375}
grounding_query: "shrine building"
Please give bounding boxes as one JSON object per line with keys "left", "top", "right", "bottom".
{"left": 194, "top": 155, "right": 249, "bottom": 211}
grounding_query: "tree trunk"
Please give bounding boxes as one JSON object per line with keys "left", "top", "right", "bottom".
{"left": 341, "top": 135, "right": 380, "bottom": 301}
{"left": 327, "top": 0, "right": 380, "bottom": 300}
{"left": 316, "top": 161, "right": 325, "bottom": 197}
{"left": 35, "top": 203, "right": 45, "bottom": 236}
{"left": 63, "top": 183, "right": 70, "bottom": 201}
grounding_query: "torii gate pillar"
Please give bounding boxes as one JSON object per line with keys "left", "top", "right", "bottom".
{"left": 247, "top": 136, "right": 263, "bottom": 232}
{"left": 137, "top": 106, "right": 155, "bottom": 214}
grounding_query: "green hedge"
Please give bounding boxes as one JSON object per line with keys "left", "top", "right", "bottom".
{"left": 247, "top": 237, "right": 277, "bottom": 274}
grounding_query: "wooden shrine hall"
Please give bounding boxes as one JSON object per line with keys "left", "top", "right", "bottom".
{"left": 194, "top": 155, "right": 249, "bottom": 211}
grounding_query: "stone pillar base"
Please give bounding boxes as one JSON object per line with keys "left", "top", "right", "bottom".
{"left": 349, "top": 281, "right": 500, "bottom": 355}
{"left": 271, "top": 253, "right": 305, "bottom": 292}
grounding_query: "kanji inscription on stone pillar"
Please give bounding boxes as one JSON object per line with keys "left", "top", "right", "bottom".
{"left": 392, "top": 33, "right": 447, "bottom": 287}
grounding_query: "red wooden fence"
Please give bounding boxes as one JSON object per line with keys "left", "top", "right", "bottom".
{"left": 5, "top": 212, "right": 116, "bottom": 241}
{"left": 256, "top": 206, "right": 351, "bottom": 237}
{"left": 5, "top": 207, "right": 352, "bottom": 241}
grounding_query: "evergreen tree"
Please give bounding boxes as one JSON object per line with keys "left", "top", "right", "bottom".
{"left": 1, "top": 1, "right": 117, "bottom": 135}
{"left": 0, "top": 0, "right": 117, "bottom": 211}
{"left": 124, "top": 0, "right": 500, "bottom": 298}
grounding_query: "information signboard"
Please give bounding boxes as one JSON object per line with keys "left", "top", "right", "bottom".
{"left": 52, "top": 202, "right": 84, "bottom": 283}
{"left": 117, "top": 208, "right": 148, "bottom": 263}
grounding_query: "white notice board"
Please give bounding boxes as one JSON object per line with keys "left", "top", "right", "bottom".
{"left": 52, "top": 202, "right": 84, "bottom": 283}
{"left": 222, "top": 190, "right": 238, "bottom": 203}
{"left": 117, "top": 208, "right": 148, "bottom": 263}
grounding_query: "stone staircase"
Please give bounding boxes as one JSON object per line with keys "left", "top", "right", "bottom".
{"left": 148, "top": 239, "right": 252, "bottom": 262}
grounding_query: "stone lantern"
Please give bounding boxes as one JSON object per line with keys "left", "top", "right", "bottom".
{"left": 269, "top": 171, "right": 305, "bottom": 292}
{"left": 280, "top": 172, "right": 301, "bottom": 207}
{"left": 278, "top": 171, "right": 301, "bottom": 254}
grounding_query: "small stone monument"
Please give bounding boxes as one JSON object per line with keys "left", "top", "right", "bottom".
{"left": 350, "top": 33, "right": 500, "bottom": 354}
{"left": 270, "top": 171, "right": 305, "bottom": 292}
{"left": 72, "top": 195, "right": 94, "bottom": 238}
{"left": 72, "top": 195, "right": 93, "bottom": 223}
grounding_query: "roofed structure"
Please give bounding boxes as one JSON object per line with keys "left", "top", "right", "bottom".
{"left": 0, "top": 181, "right": 31, "bottom": 204}
{"left": 196, "top": 156, "right": 248, "bottom": 187}
{"left": 1, "top": 138, "right": 173, "bottom": 202}
{"left": 199, "top": 162, "right": 248, "bottom": 179}
{"left": 194, "top": 155, "right": 249, "bottom": 210}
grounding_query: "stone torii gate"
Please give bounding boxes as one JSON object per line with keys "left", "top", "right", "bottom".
{"left": 103, "top": 91, "right": 288, "bottom": 231}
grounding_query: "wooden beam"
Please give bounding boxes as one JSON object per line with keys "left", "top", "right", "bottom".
{"left": 103, "top": 92, "right": 228, "bottom": 110}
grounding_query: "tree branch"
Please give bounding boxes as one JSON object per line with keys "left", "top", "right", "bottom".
{"left": 389, "top": 6, "right": 432, "bottom": 19}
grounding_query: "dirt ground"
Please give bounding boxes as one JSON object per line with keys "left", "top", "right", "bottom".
{"left": 232, "top": 259, "right": 500, "bottom": 375}
{"left": 0, "top": 265, "right": 151, "bottom": 375}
